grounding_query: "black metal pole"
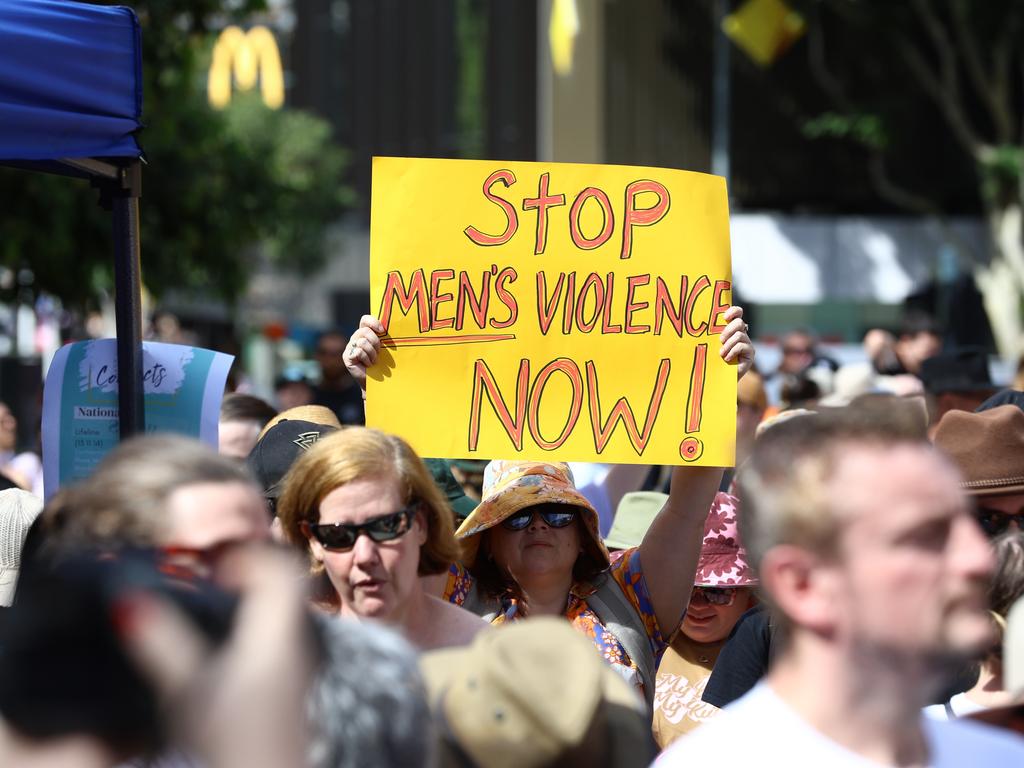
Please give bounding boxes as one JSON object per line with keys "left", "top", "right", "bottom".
{"left": 111, "top": 160, "right": 144, "bottom": 439}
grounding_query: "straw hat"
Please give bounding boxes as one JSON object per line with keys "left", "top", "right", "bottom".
{"left": 455, "top": 461, "right": 609, "bottom": 572}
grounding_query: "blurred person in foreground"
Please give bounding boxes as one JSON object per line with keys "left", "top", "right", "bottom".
{"left": 652, "top": 492, "right": 757, "bottom": 748}
{"left": 420, "top": 618, "right": 654, "bottom": 768}
{"left": 341, "top": 308, "right": 754, "bottom": 709}
{"left": 218, "top": 393, "right": 277, "bottom": 460}
{"left": 926, "top": 532, "right": 1024, "bottom": 720}
{"left": 39, "top": 434, "right": 269, "bottom": 568}
{"left": 702, "top": 398, "right": 930, "bottom": 710}
{"left": 0, "top": 544, "right": 313, "bottom": 768}
{"left": 306, "top": 616, "right": 434, "bottom": 768}
{"left": 657, "top": 408, "right": 1024, "bottom": 766}
{"left": 934, "top": 405, "right": 1024, "bottom": 537}
{"left": 277, "top": 427, "right": 486, "bottom": 651}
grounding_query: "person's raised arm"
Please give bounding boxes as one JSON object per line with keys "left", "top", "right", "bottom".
{"left": 119, "top": 546, "right": 314, "bottom": 768}
{"left": 639, "top": 305, "right": 753, "bottom": 634}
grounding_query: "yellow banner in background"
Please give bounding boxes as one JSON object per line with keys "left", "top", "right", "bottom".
{"left": 367, "top": 157, "right": 736, "bottom": 466}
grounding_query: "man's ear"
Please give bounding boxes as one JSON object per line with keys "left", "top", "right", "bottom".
{"left": 759, "top": 545, "right": 839, "bottom": 636}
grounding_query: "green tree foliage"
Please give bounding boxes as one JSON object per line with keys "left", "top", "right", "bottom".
{"left": 782, "top": 0, "right": 1022, "bottom": 218}
{"left": 793, "top": 0, "right": 1024, "bottom": 356}
{"left": 707, "top": 0, "right": 1023, "bottom": 355}
{"left": 0, "top": 0, "right": 351, "bottom": 309}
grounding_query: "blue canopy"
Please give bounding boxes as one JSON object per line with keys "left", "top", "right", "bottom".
{"left": 0, "top": 0, "right": 142, "bottom": 161}
{"left": 0, "top": 1, "right": 147, "bottom": 440}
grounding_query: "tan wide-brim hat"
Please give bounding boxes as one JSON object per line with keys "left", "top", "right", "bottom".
{"left": 420, "top": 619, "right": 652, "bottom": 768}
{"left": 603, "top": 491, "right": 667, "bottom": 550}
{"left": 454, "top": 461, "right": 609, "bottom": 572}
{"left": 933, "top": 405, "right": 1024, "bottom": 496}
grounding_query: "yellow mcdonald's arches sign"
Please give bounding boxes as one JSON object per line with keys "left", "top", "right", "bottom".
{"left": 208, "top": 25, "right": 284, "bottom": 110}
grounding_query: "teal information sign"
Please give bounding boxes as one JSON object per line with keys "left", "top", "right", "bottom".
{"left": 42, "top": 340, "right": 234, "bottom": 499}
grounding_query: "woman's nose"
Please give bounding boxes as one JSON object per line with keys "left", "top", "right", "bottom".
{"left": 351, "top": 533, "right": 382, "bottom": 564}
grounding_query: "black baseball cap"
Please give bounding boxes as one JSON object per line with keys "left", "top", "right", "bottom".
{"left": 247, "top": 418, "right": 339, "bottom": 498}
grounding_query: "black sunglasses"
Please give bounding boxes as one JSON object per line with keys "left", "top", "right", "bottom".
{"left": 691, "top": 586, "right": 738, "bottom": 607}
{"left": 973, "top": 507, "right": 1023, "bottom": 538}
{"left": 501, "top": 507, "right": 577, "bottom": 531}
{"left": 304, "top": 504, "right": 417, "bottom": 551}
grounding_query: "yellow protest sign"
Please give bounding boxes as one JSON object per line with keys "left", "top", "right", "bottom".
{"left": 367, "top": 157, "right": 735, "bottom": 466}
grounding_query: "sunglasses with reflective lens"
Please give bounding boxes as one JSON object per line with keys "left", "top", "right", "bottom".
{"left": 691, "top": 586, "right": 738, "bottom": 607}
{"left": 973, "top": 507, "right": 1024, "bottom": 538}
{"left": 501, "top": 507, "right": 577, "bottom": 531}
{"left": 303, "top": 504, "right": 417, "bottom": 551}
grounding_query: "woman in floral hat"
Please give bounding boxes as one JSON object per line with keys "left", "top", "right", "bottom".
{"left": 652, "top": 491, "right": 758, "bottom": 748}
{"left": 343, "top": 307, "right": 754, "bottom": 709}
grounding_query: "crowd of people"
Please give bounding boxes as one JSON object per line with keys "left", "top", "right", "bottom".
{"left": 1, "top": 305, "right": 1024, "bottom": 767}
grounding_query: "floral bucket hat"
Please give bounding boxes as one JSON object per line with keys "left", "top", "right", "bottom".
{"left": 455, "top": 461, "right": 610, "bottom": 573}
{"left": 695, "top": 492, "right": 757, "bottom": 587}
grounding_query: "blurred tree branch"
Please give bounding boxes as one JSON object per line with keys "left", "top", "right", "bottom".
{"left": 784, "top": 0, "right": 1024, "bottom": 356}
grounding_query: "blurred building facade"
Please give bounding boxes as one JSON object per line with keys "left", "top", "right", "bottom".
{"left": 239, "top": 0, "right": 990, "bottom": 393}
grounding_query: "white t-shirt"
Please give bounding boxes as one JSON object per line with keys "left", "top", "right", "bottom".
{"left": 654, "top": 681, "right": 1024, "bottom": 767}
{"left": 923, "top": 692, "right": 987, "bottom": 721}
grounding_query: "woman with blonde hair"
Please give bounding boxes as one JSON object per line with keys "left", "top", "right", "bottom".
{"left": 277, "top": 427, "right": 485, "bottom": 651}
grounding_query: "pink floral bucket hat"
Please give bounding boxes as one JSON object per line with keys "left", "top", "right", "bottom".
{"left": 455, "top": 460, "right": 610, "bottom": 573}
{"left": 695, "top": 492, "right": 757, "bottom": 587}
